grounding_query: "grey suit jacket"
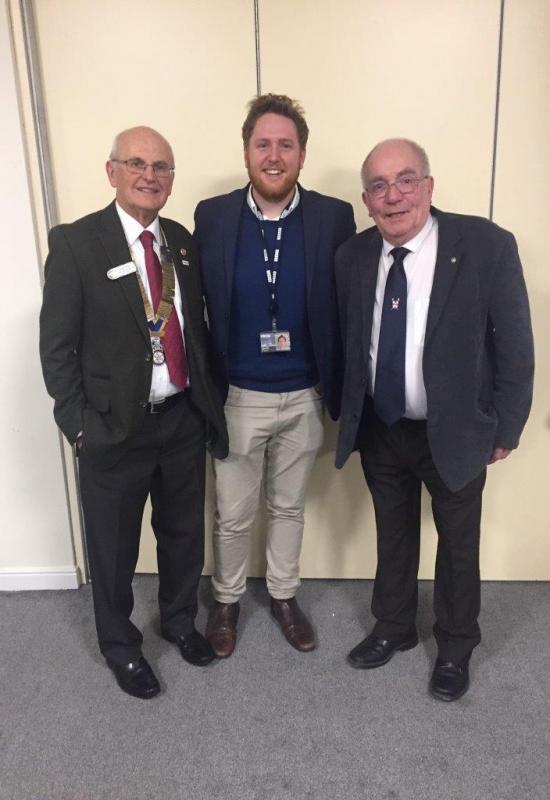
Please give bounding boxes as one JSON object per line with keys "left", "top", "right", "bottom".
{"left": 40, "top": 201, "right": 228, "bottom": 468}
{"left": 335, "top": 207, "right": 534, "bottom": 491}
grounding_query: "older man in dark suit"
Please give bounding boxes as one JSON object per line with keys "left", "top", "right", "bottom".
{"left": 335, "top": 138, "right": 533, "bottom": 701}
{"left": 40, "top": 126, "right": 228, "bottom": 699}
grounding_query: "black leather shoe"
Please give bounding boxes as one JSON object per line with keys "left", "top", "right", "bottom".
{"left": 347, "top": 630, "right": 418, "bottom": 669}
{"left": 106, "top": 656, "right": 160, "bottom": 699}
{"left": 429, "top": 656, "right": 470, "bottom": 701}
{"left": 162, "top": 628, "right": 215, "bottom": 666}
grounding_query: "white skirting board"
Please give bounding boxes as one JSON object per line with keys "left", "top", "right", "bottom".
{"left": 0, "top": 567, "right": 81, "bottom": 591}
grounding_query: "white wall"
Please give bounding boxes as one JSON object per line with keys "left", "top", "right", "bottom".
{"left": 0, "top": 2, "right": 76, "bottom": 589}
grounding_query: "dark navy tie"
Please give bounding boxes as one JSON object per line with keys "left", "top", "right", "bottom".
{"left": 373, "top": 246, "right": 410, "bottom": 426}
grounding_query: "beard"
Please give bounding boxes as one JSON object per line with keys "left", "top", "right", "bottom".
{"left": 248, "top": 166, "right": 300, "bottom": 207}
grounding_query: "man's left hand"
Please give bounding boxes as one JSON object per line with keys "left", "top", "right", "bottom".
{"left": 488, "top": 447, "right": 511, "bottom": 464}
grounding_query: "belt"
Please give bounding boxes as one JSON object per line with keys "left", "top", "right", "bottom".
{"left": 398, "top": 417, "right": 427, "bottom": 428}
{"left": 144, "top": 392, "right": 186, "bottom": 415}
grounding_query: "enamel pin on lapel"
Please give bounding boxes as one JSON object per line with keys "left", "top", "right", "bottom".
{"left": 180, "top": 247, "right": 190, "bottom": 266}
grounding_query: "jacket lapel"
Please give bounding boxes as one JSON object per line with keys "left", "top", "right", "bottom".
{"left": 300, "top": 187, "right": 320, "bottom": 299}
{"left": 425, "top": 208, "right": 462, "bottom": 345}
{"left": 96, "top": 202, "right": 149, "bottom": 345}
{"left": 162, "top": 222, "right": 195, "bottom": 339}
{"left": 222, "top": 189, "right": 246, "bottom": 302}
{"left": 358, "top": 229, "right": 382, "bottom": 369}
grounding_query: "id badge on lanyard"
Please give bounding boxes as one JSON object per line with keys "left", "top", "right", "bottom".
{"left": 257, "top": 218, "right": 292, "bottom": 354}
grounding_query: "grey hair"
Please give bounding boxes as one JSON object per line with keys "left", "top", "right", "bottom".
{"left": 109, "top": 132, "right": 122, "bottom": 160}
{"left": 361, "top": 138, "right": 431, "bottom": 188}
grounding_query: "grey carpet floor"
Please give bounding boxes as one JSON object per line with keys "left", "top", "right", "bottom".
{"left": 1, "top": 577, "right": 549, "bottom": 800}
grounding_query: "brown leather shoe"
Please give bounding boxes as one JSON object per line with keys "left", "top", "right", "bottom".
{"left": 206, "top": 601, "right": 240, "bottom": 658}
{"left": 270, "top": 597, "right": 316, "bottom": 652}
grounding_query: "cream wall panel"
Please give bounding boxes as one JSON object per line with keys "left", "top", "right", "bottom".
{"left": 34, "top": 0, "right": 257, "bottom": 227}
{"left": 32, "top": 0, "right": 257, "bottom": 574}
{"left": 259, "top": 0, "right": 538, "bottom": 580}
{"left": 28, "top": 0, "right": 546, "bottom": 580}
{"left": 0, "top": 3, "right": 75, "bottom": 586}
{"left": 488, "top": 0, "right": 550, "bottom": 578}
{"left": 259, "top": 0, "right": 501, "bottom": 219}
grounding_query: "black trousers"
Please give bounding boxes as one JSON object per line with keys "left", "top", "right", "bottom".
{"left": 78, "top": 393, "right": 206, "bottom": 665}
{"left": 359, "top": 410, "right": 486, "bottom": 663}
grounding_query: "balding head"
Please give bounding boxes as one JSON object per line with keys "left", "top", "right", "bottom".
{"left": 106, "top": 126, "right": 175, "bottom": 226}
{"left": 360, "top": 138, "right": 434, "bottom": 246}
{"left": 361, "top": 138, "right": 430, "bottom": 189}
{"left": 109, "top": 126, "right": 174, "bottom": 165}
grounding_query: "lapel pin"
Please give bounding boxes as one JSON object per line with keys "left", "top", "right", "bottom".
{"left": 451, "top": 257, "right": 457, "bottom": 263}
{"left": 180, "top": 248, "right": 187, "bottom": 256}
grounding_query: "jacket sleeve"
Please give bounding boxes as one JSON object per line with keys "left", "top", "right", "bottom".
{"left": 488, "top": 231, "right": 534, "bottom": 449}
{"left": 339, "top": 202, "right": 357, "bottom": 245}
{"left": 335, "top": 240, "right": 354, "bottom": 356}
{"left": 193, "top": 201, "right": 206, "bottom": 247}
{"left": 39, "top": 226, "right": 86, "bottom": 444}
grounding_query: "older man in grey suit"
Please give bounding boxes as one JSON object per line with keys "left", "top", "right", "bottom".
{"left": 335, "top": 138, "right": 533, "bottom": 701}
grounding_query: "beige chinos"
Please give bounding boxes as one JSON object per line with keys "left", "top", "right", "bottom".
{"left": 211, "top": 385, "right": 324, "bottom": 603}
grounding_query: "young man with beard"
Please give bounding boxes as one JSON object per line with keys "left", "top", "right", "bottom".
{"left": 194, "top": 94, "right": 355, "bottom": 657}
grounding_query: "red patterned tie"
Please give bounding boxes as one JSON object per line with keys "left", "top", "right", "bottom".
{"left": 139, "top": 230, "right": 188, "bottom": 389}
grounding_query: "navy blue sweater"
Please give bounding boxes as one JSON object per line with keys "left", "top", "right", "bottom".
{"left": 227, "top": 203, "right": 318, "bottom": 392}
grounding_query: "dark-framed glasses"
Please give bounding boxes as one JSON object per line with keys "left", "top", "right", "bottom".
{"left": 365, "top": 175, "right": 429, "bottom": 199}
{"left": 111, "top": 158, "right": 175, "bottom": 178}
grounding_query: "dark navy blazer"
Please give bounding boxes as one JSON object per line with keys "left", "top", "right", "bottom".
{"left": 194, "top": 185, "right": 356, "bottom": 420}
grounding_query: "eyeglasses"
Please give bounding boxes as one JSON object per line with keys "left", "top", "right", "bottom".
{"left": 110, "top": 158, "right": 175, "bottom": 178}
{"left": 365, "top": 175, "right": 429, "bottom": 199}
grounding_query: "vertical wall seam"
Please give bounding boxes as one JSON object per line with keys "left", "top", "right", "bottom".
{"left": 19, "top": 0, "right": 58, "bottom": 229}
{"left": 18, "top": 0, "right": 87, "bottom": 580}
{"left": 254, "top": 0, "right": 261, "bottom": 95}
{"left": 489, "top": 0, "right": 505, "bottom": 221}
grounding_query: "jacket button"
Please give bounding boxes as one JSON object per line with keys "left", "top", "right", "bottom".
{"left": 139, "top": 401, "right": 147, "bottom": 408}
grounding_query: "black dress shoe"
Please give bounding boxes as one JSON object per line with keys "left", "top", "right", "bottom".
{"left": 162, "top": 628, "right": 215, "bottom": 666}
{"left": 106, "top": 656, "right": 160, "bottom": 699}
{"left": 347, "top": 630, "right": 418, "bottom": 669}
{"left": 429, "top": 656, "right": 470, "bottom": 702}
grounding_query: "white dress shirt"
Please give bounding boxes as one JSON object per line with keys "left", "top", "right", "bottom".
{"left": 116, "top": 202, "right": 187, "bottom": 402}
{"left": 369, "top": 214, "right": 438, "bottom": 419}
{"left": 247, "top": 184, "right": 301, "bottom": 221}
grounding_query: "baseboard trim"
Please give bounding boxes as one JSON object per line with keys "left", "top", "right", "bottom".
{"left": 0, "top": 567, "right": 81, "bottom": 591}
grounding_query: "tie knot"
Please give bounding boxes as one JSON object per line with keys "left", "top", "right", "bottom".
{"left": 390, "top": 247, "right": 410, "bottom": 264}
{"left": 139, "top": 230, "right": 155, "bottom": 249}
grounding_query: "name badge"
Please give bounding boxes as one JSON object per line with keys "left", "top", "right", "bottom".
{"left": 107, "top": 262, "right": 136, "bottom": 280}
